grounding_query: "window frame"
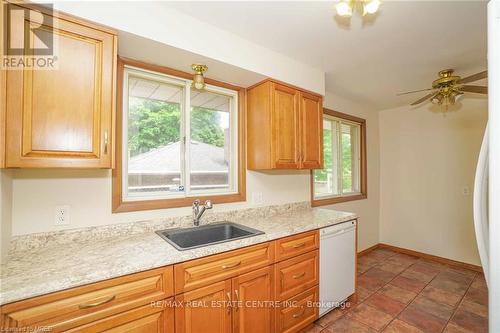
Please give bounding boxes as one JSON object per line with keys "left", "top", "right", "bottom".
{"left": 310, "top": 108, "right": 367, "bottom": 207}
{"left": 112, "top": 57, "right": 246, "bottom": 213}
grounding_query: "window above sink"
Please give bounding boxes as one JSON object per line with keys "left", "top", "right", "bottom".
{"left": 112, "top": 58, "right": 246, "bottom": 213}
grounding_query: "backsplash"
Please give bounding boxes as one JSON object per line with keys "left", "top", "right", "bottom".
{"left": 9, "top": 201, "right": 310, "bottom": 253}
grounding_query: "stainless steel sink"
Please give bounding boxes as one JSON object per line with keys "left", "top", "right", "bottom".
{"left": 156, "top": 222, "right": 264, "bottom": 250}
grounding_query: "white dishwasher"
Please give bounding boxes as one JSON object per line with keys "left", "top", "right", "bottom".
{"left": 319, "top": 220, "right": 356, "bottom": 317}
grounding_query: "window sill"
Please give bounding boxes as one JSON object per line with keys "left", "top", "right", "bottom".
{"left": 311, "top": 193, "right": 367, "bottom": 207}
{"left": 113, "top": 192, "right": 246, "bottom": 213}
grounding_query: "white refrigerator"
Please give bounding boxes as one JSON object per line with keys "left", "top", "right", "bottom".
{"left": 475, "top": 1, "right": 500, "bottom": 331}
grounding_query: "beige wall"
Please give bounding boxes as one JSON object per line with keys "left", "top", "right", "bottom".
{"left": 10, "top": 169, "right": 310, "bottom": 236}
{"left": 0, "top": 170, "right": 13, "bottom": 263}
{"left": 379, "top": 98, "right": 488, "bottom": 265}
{"left": 322, "top": 93, "right": 380, "bottom": 251}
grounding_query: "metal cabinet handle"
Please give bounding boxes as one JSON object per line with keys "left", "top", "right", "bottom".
{"left": 292, "top": 307, "right": 305, "bottom": 318}
{"left": 103, "top": 131, "right": 109, "bottom": 154}
{"left": 292, "top": 272, "right": 305, "bottom": 279}
{"left": 292, "top": 242, "right": 306, "bottom": 249}
{"left": 222, "top": 261, "right": 241, "bottom": 269}
{"left": 78, "top": 295, "right": 115, "bottom": 309}
{"left": 234, "top": 290, "right": 240, "bottom": 311}
{"left": 226, "top": 292, "right": 232, "bottom": 314}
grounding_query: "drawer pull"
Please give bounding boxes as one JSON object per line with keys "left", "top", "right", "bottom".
{"left": 292, "top": 242, "right": 306, "bottom": 249}
{"left": 78, "top": 295, "right": 116, "bottom": 309}
{"left": 292, "top": 307, "right": 305, "bottom": 318}
{"left": 221, "top": 261, "right": 241, "bottom": 269}
{"left": 292, "top": 272, "right": 305, "bottom": 279}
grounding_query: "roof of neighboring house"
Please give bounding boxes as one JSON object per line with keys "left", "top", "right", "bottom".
{"left": 128, "top": 141, "right": 228, "bottom": 174}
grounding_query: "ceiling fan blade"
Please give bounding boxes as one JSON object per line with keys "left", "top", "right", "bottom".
{"left": 410, "top": 92, "right": 438, "bottom": 106}
{"left": 461, "top": 85, "right": 488, "bottom": 94}
{"left": 458, "top": 70, "right": 487, "bottom": 84}
{"left": 397, "top": 88, "right": 434, "bottom": 96}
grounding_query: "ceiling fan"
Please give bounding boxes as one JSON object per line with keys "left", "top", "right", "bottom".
{"left": 398, "top": 69, "right": 488, "bottom": 111}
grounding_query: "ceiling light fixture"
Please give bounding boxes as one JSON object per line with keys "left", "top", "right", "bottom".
{"left": 191, "top": 64, "right": 208, "bottom": 91}
{"left": 335, "top": 0, "right": 381, "bottom": 18}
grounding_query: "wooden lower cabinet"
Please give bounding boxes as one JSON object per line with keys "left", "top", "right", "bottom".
{"left": 275, "top": 287, "right": 319, "bottom": 333}
{"left": 174, "top": 280, "right": 232, "bottom": 333}
{"left": 233, "top": 267, "right": 274, "bottom": 333}
{"left": 175, "top": 267, "right": 274, "bottom": 333}
{"left": 0, "top": 267, "right": 174, "bottom": 332}
{"left": 1, "top": 231, "right": 324, "bottom": 333}
{"left": 275, "top": 250, "right": 319, "bottom": 301}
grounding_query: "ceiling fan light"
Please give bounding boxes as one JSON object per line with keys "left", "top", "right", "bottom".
{"left": 336, "top": 1, "right": 352, "bottom": 17}
{"left": 363, "top": 0, "right": 381, "bottom": 15}
{"left": 431, "top": 93, "right": 443, "bottom": 105}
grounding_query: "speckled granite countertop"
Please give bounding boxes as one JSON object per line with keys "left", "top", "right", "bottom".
{"left": 0, "top": 207, "right": 356, "bottom": 305}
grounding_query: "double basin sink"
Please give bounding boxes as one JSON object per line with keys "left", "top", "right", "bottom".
{"left": 156, "top": 222, "right": 264, "bottom": 251}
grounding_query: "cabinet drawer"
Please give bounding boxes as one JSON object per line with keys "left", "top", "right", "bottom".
{"left": 174, "top": 242, "right": 275, "bottom": 293}
{"left": 275, "top": 250, "right": 319, "bottom": 301}
{"left": 275, "top": 230, "right": 319, "bottom": 261}
{"left": 275, "top": 286, "right": 318, "bottom": 333}
{"left": 1, "top": 266, "right": 173, "bottom": 332}
{"left": 67, "top": 300, "right": 174, "bottom": 332}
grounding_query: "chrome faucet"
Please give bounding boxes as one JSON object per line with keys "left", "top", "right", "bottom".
{"left": 192, "top": 199, "right": 213, "bottom": 226}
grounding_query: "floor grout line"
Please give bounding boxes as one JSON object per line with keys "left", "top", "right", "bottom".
{"left": 380, "top": 257, "right": 439, "bottom": 332}
{"left": 439, "top": 271, "right": 477, "bottom": 333}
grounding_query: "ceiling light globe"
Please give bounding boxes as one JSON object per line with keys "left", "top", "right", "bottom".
{"left": 336, "top": 2, "right": 352, "bottom": 17}
{"left": 364, "top": 0, "right": 381, "bottom": 15}
{"left": 192, "top": 74, "right": 205, "bottom": 91}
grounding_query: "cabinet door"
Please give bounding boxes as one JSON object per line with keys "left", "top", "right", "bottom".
{"left": 232, "top": 266, "right": 274, "bottom": 333}
{"left": 271, "top": 83, "right": 300, "bottom": 169}
{"left": 5, "top": 5, "right": 116, "bottom": 168}
{"left": 175, "top": 280, "right": 232, "bottom": 333}
{"left": 299, "top": 92, "right": 323, "bottom": 169}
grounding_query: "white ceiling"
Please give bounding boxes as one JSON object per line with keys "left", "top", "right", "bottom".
{"left": 165, "top": 1, "right": 488, "bottom": 110}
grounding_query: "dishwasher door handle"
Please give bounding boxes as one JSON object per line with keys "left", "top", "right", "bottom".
{"left": 321, "top": 226, "right": 355, "bottom": 238}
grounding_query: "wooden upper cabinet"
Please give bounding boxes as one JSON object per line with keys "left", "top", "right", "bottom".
{"left": 299, "top": 92, "right": 323, "bottom": 169}
{"left": 247, "top": 79, "right": 323, "bottom": 170}
{"left": 4, "top": 4, "right": 117, "bottom": 168}
{"left": 272, "top": 84, "right": 300, "bottom": 169}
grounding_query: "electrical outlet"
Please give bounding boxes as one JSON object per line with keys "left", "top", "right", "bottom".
{"left": 55, "top": 205, "right": 70, "bottom": 226}
{"left": 462, "top": 186, "right": 471, "bottom": 196}
{"left": 252, "top": 192, "right": 264, "bottom": 205}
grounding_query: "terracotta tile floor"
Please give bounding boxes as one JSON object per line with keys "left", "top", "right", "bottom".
{"left": 302, "top": 248, "right": 488, "bottom": 333}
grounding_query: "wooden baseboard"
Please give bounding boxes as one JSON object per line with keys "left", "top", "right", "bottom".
{"left": 358, "top": 243, "right": 483, "bottom": 273}
{"left": 357, "top": 244, "right": 379, "bottom": 257}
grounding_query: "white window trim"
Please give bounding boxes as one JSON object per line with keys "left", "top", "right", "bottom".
{"left": 121, "top": 65, "right": 239, "bottom": 202}
{"left": 313, "top": 115, "right": 362, "bottom": 201}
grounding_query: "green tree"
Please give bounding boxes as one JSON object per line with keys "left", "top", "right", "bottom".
{"left": 128, "top": 97, "right": 181, "bottom": 156}
{"left": 314, "top": 127, "right": 353, "bottom": 192}
{"left": 341, "top": 132, "right": 352, "bottom": 191}
{"left": 128, "top": 98, "right": 226, "bottom": 157}
{"left": 190, "top": 107, "right": 225, "bottom": 147}
{"left": 314, "top": 128, "right": 332, "bottom": 182}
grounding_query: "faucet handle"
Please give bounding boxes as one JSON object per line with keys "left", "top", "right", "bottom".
{"left": 192, "top": 199, "right": 200, "bottom": 207}
{"left": 204, "top": 200, "right": 213, "bottom": 209}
